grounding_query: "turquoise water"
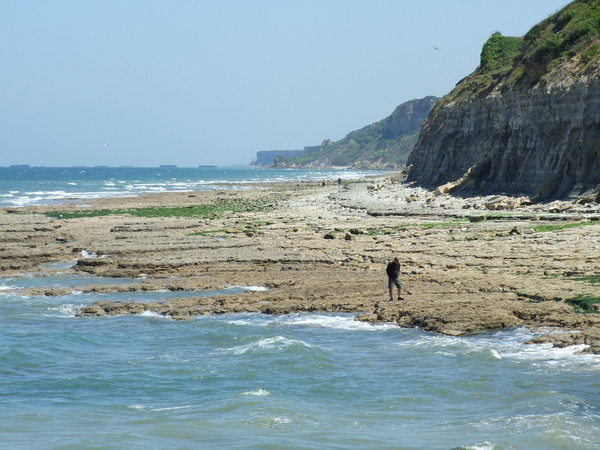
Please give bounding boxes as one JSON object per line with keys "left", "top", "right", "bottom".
{"left": 1, "top": 167, "right": 600, "bottom": 448}
{"left": 0, "top": 166, "right": 381, "bottom": 207}
{"left": 1, "top": 275, "right": 599, "bottom": 449}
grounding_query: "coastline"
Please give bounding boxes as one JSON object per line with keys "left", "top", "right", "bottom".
{"left": 2, "top": 176, "right": 599, "bottom": 353}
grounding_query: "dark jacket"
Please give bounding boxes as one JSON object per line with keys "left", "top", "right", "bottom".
{"left": 386, "top": 260, "right": 400, "bottom": 279}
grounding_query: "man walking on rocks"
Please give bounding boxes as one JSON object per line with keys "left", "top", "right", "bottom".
{"left": 386, "top": 256, "right": 404, "bottom": 301}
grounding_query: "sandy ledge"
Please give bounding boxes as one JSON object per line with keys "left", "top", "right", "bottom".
{"left": 1, "top": 176, "right": 599, "bottom": 353}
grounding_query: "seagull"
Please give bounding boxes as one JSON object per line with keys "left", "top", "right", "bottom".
{"left": 433, "top": 46, "right": 442, "bottom": 51}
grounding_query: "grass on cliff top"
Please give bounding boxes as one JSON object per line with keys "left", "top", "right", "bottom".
{"left": 440, "top": 32, "right": 524, "bottom": 104}
{"left": 284, "top": 128, "right": 418, "bottom": 167}
{"left": 44, "top": 199, "right": 276, "bottom": 220}
{"left": 440, "top": 0, "right": 600, "bottom": 106}
{"left": 524, "top": 0, "right": 600, "bottom": 67}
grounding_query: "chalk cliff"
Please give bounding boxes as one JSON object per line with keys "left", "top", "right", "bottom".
{"left": 407, "top": 0, "right": 600, "bottom": 200}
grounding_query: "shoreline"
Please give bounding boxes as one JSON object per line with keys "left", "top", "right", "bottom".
{"left": 2, "top": 177, "right": 599, "bottom": 353}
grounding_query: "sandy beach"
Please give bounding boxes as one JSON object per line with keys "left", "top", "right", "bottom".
{"left": 2, "top": 176, "right": 599, "bottom": 353}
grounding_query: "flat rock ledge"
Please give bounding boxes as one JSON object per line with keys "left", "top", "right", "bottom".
{"left": 3, "top": 178, "right": 600, "bottom": 354}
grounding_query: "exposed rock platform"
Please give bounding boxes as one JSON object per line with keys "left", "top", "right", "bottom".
{"left": 2, "top": 177, "right": 599, "bottom": 353}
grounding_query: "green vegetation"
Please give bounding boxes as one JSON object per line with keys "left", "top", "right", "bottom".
{"left": 571, "top": 275, "right": 600, "bottom": 284}
{"left": 420, "top": 218, "right": 470, "bottom": 228}
{"left": 281, "top": 96, "right": 437, "bottom": 168}
{"left": 441, "top": 32, "right": 524, "bottom": 104}
{"left": 531, "top": 220, "right": 599, "bottom": 233}
{"left": 441, "top": 0, "right": 600, "bottom": 106}
{"left": 480, "top": 32, "right": 525, "bottom": 71}
{"left": 44, "top": 199, "right": 276, "bottom": 220}
{"left": 288, "top": 127, "right": 419, "bottom": 167}
{"left": 580, "top": 41, "right": 600, "bottom": 65}
{"left": 566, "top": 294, "right": 600, "bottom": 313}
{"left": 525, "top": 0, "right": 600, "bottom": 66}
{"left": 189, "top": 229, "right": 229, "bottom": 237}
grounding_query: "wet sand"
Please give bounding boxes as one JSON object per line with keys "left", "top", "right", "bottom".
{"left": 2, "top": 176, "right": 599, "bottom": 353}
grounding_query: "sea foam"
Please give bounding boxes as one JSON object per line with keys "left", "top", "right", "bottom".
{"left": 225, "top": 336, "right": 313, "bottom": 355}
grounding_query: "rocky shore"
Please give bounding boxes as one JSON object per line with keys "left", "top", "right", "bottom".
{"left": 2, "top": 176, "right": 599, "bottom": 353}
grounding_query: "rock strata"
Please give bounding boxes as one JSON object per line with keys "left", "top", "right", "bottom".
{"left": 407, "top": 82, "right": 600, "bottom": 199}
{"left": 407, "top": 2, "right": 600, "bottom": 200}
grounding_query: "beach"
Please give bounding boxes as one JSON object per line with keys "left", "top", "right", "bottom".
{"left": 3, "top": 175, "right": 599, "bottom": 354}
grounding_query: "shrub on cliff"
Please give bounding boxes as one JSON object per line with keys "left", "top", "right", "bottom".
{"left": 525, "top": 0, "right": 600, "bottom": 66}
{"left": 480, "top": 32, "right": 524, "bottom": 71}
{"left": 441, "top": 0, "right": 600, "bottom": 106}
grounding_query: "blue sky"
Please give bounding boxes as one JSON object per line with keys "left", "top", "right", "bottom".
{"left": 1, "top": 0, "right": 569, "bottom": 167}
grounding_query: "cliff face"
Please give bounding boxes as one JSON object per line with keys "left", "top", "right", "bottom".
{"left": 407, "top": 0, "right": 600, "bottom": 200}
{"left": 251, "top": 150, "right": 305, "bottom": 167}
{"left": 281, "top": 96, "right": 438, "bottom": 169}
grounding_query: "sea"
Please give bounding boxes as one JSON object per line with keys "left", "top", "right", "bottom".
{"left": 1, "top": 166, "right": 599, "bottom": 449}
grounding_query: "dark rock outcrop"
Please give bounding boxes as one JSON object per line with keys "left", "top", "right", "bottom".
{"left": 407, "top": 1, "right": 600, "bottom": 200}
{"left": 251, "top": 150, "right": 305, "bottom": 167}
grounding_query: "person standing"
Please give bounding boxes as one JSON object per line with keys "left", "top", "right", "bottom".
{"left": 386, "top": 256, "right": 404, "bottom": 301}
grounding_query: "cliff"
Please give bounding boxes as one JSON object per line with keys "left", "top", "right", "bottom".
{"left": 407, "top": 0, "right": 600, "bottom": 200}
{"left": 279, "top": 96, "right": 438, "bottom": 169}
{"left": 250, "top": 150, "right": 305, "bottom": 167}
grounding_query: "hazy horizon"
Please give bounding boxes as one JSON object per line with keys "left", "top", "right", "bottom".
{"left": 1, "top": 0, "right": 569, "bottom": 167}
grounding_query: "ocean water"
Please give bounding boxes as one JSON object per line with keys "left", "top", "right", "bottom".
{"left": 1, "top": 277, "right": 599, "bottom": 449}
{"left": 0, "top": 166, "right": 381, "bottom": 207}
{"left": 1, "top": 167, "right": 600, "bottom": 449}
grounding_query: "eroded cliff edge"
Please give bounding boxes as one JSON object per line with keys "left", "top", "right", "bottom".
{"left": 407, "top": 1, "right": 600, "bottom": 200}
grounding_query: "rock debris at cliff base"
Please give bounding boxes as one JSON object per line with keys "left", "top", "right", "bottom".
{"left": 1, "top": 178, "right": 599, "bottom": 353}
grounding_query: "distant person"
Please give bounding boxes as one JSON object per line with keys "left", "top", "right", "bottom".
{"left": 386, "top": 256, "right": 404, "bottom": 301}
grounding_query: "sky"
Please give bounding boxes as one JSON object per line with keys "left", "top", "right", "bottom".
{"left": 1, "top": 0, "right": 570, "bottom": 167}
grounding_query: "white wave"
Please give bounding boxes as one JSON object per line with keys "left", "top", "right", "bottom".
{"left": 129, "top": 404, "right": 147, "bottom": 410}
{"left": 226, "top": 285, "right": 268, "bottom": 292}
{"left": 498, "top": 342, "right": 600, "bottom": 369}
{"left": 396, "top": 327, "right": 600, "bottom": 371}
{"left": 29, "top": 190, "right": 69, "bottom": 196}
{"left": 46, "top": 303, "right": 79, "bottom": 317}
{"left": 277, "top": 313, "right": 397, "bottom": 331}
{"left": 81, "top": 249, "right": 97, "bottom": 258}
{"left": 140, "top": 310, "right": 170, "bottom": 319}
{"left": 225, "top": 336, "right": 312, "bottom": 355}
{"left": 150, "top": 405, "right": 192, "bottom": 412}
{"left": 129, "top": 404, "right": 191, "bottom": 412}
{"left": 242, "top": 388, "right": 270, "bottom": 396}
{"left": 226, "top": 312, "right": 395, "bottom": 331}
{"left": 272, "top": 416, "right": 292, "bottom": 424}
{"left": 456, "top": 443, "right": 496, "bottom": 450}
{"left": 225, "top": 313, "right": 265, "bottom": 327}
{"left": 490, "top": 349, "right": 502, "bottom": 359}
